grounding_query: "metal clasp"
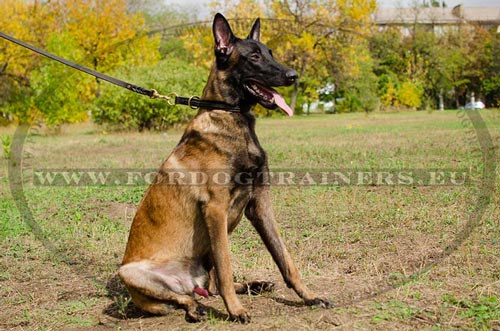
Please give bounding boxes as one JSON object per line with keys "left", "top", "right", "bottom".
{"left": 151, "top": 89, "right": 177, "bottom": 106}
{"left": 188, "top": 96, "right": 200, "bottom": 109}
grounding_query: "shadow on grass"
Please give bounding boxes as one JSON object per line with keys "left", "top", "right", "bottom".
{"left": 102, "top": 273, "right": 152, "bottom": 319}
{"left": 270, "top": 296, "right": 308, "bottom": 307}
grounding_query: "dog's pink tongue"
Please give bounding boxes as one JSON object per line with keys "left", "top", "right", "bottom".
{"left": 194, "top": 286, "right": 209, "bottom": 298}
{"left": 272, "top": 91, "right": 294, "bottom": 116}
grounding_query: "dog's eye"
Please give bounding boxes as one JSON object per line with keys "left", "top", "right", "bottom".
{"left": 250, "top": 53, "right": 261, "bottom": 61}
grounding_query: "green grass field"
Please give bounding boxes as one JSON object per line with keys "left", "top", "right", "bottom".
{"left": 0, "top": 110, "right": 499, "bottom": 330}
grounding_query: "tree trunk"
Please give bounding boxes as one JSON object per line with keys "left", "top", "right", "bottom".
{"left": 290, "top": 80, "right": 299, "bottom": 113}
{"left": 439, "top": 88, "right": 444, "bottom": 111}
{"left": 290, "top": 57, "right": 307, "bottom": 115}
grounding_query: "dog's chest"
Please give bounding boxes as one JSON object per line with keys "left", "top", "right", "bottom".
{"left": 227, "top": 130, "right": 264, "bottom": 231}
{"left": 227, "top": 185, "right": 252, "bottom": 233}
{"left": 245, "top": 136, "right": 265, "bottom": 169}
{"left": 234, "top": 127, "right": 266, "bottom": 171}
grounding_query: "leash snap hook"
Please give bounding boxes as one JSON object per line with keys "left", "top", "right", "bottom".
{"left": 151, "top": 89, "right": 177, "bottom": 106}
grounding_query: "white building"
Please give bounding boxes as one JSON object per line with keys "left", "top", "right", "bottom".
{"left": 374, "top": 4, "right": 500, "bottom": 35}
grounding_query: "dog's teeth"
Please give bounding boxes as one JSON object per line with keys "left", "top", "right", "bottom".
{"left": 249, "top": 83, "right": 272, "bottom": 102}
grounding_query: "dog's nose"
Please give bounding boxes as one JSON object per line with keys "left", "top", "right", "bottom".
{"left": 285, "top": 70, "right": 298, "bottom": 83}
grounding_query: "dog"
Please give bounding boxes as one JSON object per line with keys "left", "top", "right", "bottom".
{"left": 119, "top": 13, "right": 332, "bottom": 323}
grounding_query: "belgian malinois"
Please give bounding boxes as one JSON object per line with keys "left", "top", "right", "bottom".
{"left": 119, "top": 13, "right": 332, "bottom": 323}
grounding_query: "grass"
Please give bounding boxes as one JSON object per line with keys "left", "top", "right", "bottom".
{"left": 0, "top": 109, "right": 499, "bottom": 330}
{"left": 0, "top": 134, "right": 11, "bottom": 159}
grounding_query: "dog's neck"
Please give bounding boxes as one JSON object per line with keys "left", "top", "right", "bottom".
{"left": 201, "top": 65, "right": 254, "bottom": 113}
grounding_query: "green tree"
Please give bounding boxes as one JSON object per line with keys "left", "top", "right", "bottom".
{"left": 29, "top": 33, "right": 92, "bottom": 125}
{"left": 476, "top": 27, "right": 500, "bottom": 107}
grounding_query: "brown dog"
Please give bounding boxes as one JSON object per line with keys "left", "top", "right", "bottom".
{"left": 119, "top": 13, "right": 332, "bottom": 323}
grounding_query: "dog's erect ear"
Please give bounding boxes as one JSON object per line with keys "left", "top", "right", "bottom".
{"left": 213, "top": 13, "right": 235, "bottom": 58}
{"left": 247, "top": 18, "right": 260, "bottom": 41}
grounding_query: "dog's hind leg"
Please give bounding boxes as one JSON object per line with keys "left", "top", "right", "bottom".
{"left": 126, "top": 287, "right": 176, "bottom": 315}
{"left": 118, "top": 260, "right": 206, "bottom": 322}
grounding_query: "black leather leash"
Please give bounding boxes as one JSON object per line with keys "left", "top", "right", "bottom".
{"left": 0, "top": 31, "right": 241, "bottom": 112}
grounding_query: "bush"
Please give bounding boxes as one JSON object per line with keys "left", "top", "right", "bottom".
{"left": 482, "top": 76, "right": 500, "bottom": 107}
{"left": 29, "top": 34, "right": 92, "bottom": 125}
{"left": 397, "top": 81, "right": 423, "bottom": 109}
{"left": 1, "top": 135, "right": 11, "bottom": 159}
{"left": 337, "top": 77, "right": 379, "bottom": 113}
{"left": 93, "top": 57, "right": 208, "bottom": 130}
{"left": 378, "top": 73, "right": 399, "bottom": 109}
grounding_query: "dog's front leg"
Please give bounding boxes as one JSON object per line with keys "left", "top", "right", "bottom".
{"left": 202, "top": 197, "right": 250, "bottom": 323}
{"left": 245, "top": 183, "right": 333, "bottom": 308}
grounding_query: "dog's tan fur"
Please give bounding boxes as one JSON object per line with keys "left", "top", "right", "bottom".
{"left": 119, "top": 14, "right": 331, "bottom": 323}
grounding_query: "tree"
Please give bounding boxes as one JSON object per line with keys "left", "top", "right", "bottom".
{"left": 481, "top": 29, "right": 500, "bottom": 107}
{"left": 0, "top": 0, "right": 160, "bottom": 125}
{"left": 0, "top": 0, "right": 56, "bottom": 119}
{"left": 469, "top": 26, "right": 500, "bottom": 108}
{"left": 322, "top": 0, "right": 378, "bottom": 112}
{"left": 59, "top": 0, "right": 160, "bottom": 92}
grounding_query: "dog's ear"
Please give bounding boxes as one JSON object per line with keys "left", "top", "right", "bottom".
{"left": 213, "top": 13, "right": 235, "bottom": 59}
{"left": 247, "top": 18, "right": 260, "bottom": 41}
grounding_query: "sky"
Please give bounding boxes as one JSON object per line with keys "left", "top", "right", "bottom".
{"left": 162, "top": 0, "right": 500, "bottom": 19}
{"left": 379, "top": 0, "right": 500, "bottom": 7}
{"left": 163, "top": 0, "right": 500, "bottom": 9}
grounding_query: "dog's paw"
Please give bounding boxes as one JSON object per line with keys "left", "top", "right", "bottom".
{"left": 185, "top": 305, "right": 207, "bottom": 323}
{"left": 247, "top": 280, "right": 275, "bottom": 294}
{"left": 305, "top": 297, "right": 334, "bottom": 309}
{"left": 229, "top": 308, "right": 251, "bottom": 324}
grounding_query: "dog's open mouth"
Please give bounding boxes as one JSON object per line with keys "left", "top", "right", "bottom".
{"left": 244, "top": 80, "right": 293, "bottom": 116}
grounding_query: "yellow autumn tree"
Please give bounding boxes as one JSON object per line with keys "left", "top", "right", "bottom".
{"left": 0, "top": 0, "right": 56, "bottom": 108}
{"left": 266, "top": 0, "right": 339, "bottom": 111}
{"left": 0, "top": 0, "right": 161, "bottom": 124}
{"left": 321, "top": 0, "right": 378, "bottom": 112}
{"left": 397, "top": 80, "right": 423, "bottom": 109}
{"left": 381, "top": 79, "right": 398, "bottom": 109}
{"left": 61, "top": 0, "right": 160, "bottom": 74}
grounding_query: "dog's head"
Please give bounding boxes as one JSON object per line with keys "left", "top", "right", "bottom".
{"left": 212, "top": 13, "right": 297, "bottom": 116}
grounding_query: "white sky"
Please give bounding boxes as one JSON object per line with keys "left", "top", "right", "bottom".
{"left": 380, "top": 0, "right": 500, "bottom": 7}
{"left": 163, "top": 0, "right": 500, "bottom": 16}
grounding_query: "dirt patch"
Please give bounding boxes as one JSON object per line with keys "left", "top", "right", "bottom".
{"left": 101, "top": 202, "right": 137, "bottom": 225}
{"left": 82, "top": 201, "right": 137, "bottom": 225}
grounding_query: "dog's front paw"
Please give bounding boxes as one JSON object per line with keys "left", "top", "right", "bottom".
{"left": 229, "top": 308, "right": 251, "bottom": 324}
{"left": 305, "top": 297, "right": 334, "bottom": 309}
